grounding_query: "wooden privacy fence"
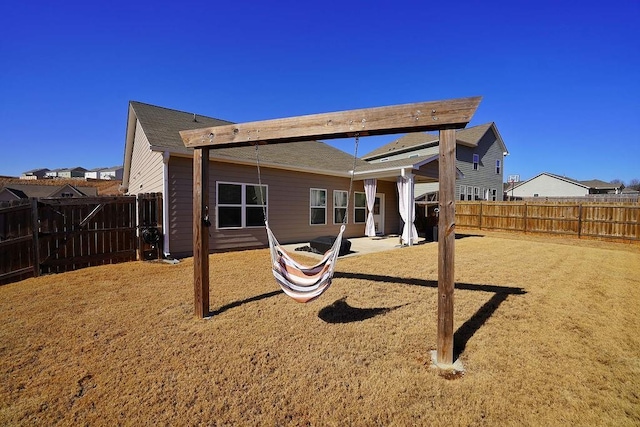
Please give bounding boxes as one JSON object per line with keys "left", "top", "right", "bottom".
{"left": 0, "top": 193, "right": 162, "bottom": 285}
{"left": 456, "top": 201, "right": 640, "bottom": 242}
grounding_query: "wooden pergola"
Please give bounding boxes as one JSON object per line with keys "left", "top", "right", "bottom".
{"left": 180, "top": 96, "right": 482, "bottom": 366}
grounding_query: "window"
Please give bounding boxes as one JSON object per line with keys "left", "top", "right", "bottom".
{"left": 459, "top": 185, "right": 466, "bottom": 201}
{"left": 310, "top": 188, "right": 326, "bottom": 225}
{"left": 491, "top": 189, "right": 497, "bottom": 201}
{"left": 354, "top": 192, "right": 367, "bottom": 223}
{"left": 467, "top": 186, "right": 473, "bottom": 201}
{"left": 496, "top": 160, "right": 501, "bottom": 174}
{"left": 334, "top": 190, "right": 348, "bottom": 224}
{"left": 474, "top": 187, "right": 480, "bottom": 200}
{"left": 473, "top": 154, "right": 479, "bottom": 170}
{"left": 217, "top": 182, "right": 267, "bottom": 229}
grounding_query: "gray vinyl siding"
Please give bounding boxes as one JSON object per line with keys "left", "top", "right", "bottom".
{"left": 456, "top": 131, "right": 504, "bottom": 201}
{"left": 365, "top": 127, "right": 506, "bottom": 202}
{"left": 128, "top": 120, "right": 164, "bottom": 195}
{"left": 166, "top": 157, "right": 401, "bottom": 257}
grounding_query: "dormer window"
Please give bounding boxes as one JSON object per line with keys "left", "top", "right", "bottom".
{"left": 473, "top": 154, "right": 479, "bottom": 170}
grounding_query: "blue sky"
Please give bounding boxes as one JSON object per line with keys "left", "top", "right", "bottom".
{"left": 1, "top": 0, "right": 638, "bottom": 184}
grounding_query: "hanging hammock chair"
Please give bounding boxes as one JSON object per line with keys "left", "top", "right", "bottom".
{"left": 266, "top": 221, "right": 345, "bottom": 303}
{"left": 254, "top": 135, "right": 359, "bottom": 303}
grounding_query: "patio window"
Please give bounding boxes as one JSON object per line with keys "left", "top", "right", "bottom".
{"left": 334, "top": 190, "right": 348, "bottom": 224}
{"left": 217, "top": 182, "right": 267, "bottom": 229}
{"left": 310, "top": 188, "right": 326, "bottom": 225}
{"left": 354, "top": 192, "right": 366, "bottom": 223}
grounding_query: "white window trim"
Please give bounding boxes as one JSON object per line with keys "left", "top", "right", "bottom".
{"left": 333, "top": 190, "right": 348, "bottom": 224}
{"left": 216, "top": 181, "right": 268, "bottom": 230}
{"left": 354, "top": 191, "right": 366, "bottom": 224}
{"left": 310, "top": 188, "right": 327, "bottom": 226}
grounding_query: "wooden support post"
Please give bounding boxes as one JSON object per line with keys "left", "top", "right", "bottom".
{"left": 437, "top": 129, "right": 456, "bottom": 366}
{"left": 193, "top": 148, "right": 210, "bottom": 318}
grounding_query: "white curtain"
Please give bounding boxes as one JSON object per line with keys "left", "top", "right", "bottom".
{"left": 397, "top": 173, "right": 418, "bottom": 245}
{"left": 364, "top": 179, "right": 377, "bottom": 236}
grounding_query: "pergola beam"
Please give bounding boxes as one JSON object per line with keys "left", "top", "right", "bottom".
{"left": 180, "top": 96, "right": 481, "bottom": 148}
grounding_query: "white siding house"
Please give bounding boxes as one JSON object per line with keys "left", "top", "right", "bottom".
{"left": 508, "top": 173, "right": 621, "bottom": 198}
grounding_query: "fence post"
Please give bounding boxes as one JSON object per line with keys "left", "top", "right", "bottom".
{"left": 479, "top": 202, "right": 483, "bottom": 229}
{"left": 523, "top": 202, "right": 528, "bottom": 234}
{"left": 577, "top": 203, "right": 583, "bottom": 239}
{"left": 30, "top": 198, "right": 40, "bottom": 278}
{"left": 137, "top": 194, "right": 144, "bottom": 261}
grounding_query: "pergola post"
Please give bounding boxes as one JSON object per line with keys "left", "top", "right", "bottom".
{"left": 437, "top": 129, "right": 456, "bottom": 365}
{"left": 193, "top": 148, "right": 210, "bottom": 318}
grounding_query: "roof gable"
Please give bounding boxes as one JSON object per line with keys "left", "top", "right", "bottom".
{"left": 361, "top": 122, "right": 508, "bottom": 160}
{"left": 511, "top": 172, "right": 590, "bottom": 191}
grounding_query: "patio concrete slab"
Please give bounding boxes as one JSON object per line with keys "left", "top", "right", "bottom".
{"left": 281, "top": 235, "right": 433, "bottom": 258}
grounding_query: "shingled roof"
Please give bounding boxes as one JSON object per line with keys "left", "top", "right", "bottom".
{"left": 362, "top": 122, "right": 507, "bottom": 160}
{"left": 129, "top": 101, "right": 369, "bottom": 176}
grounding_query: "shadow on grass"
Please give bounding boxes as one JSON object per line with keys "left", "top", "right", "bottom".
{"left": 208, "top": 290, "right": 282, "bottom": 317}
{"left": 332, "top": 271, "right": 526, "bottom": 359}
{"left": 318, "top": 297, "right": 407, "bottom": 323}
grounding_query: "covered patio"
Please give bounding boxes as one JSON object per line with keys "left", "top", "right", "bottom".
{"left": 352, "top": 153, "right": 463, "bottom": 245}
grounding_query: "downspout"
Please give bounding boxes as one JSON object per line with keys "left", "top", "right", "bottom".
{"left": 162, "top": 151, "right": 171, "bottom": 257}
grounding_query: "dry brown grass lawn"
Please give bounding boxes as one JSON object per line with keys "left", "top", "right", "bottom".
{"left": 1, "top": 231, "right": 639, "bottom": 426}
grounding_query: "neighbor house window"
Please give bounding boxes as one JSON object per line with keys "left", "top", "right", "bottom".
{"left": 334, "top": 190, "right": 348, "bottom": 224}
{"left": 217, "top": 182, "right": 267, "bottom": 229}
{"left": 459, "top": 185, "right": 466, "bottom": 201}
{"left": 492, "top": 189, "right": 497, "bottom": 201}
{"left": 474, "top": 187, "right": 480, "bottom": 200}
{"left": 496, "top": 160, "right": 501, "bottom": 174}
{"left": 467, "top": 186, "right": 473, "bottom": 201}
{"left": 354, "top": 192, "right": 366, "bottom": 223}
{"left": 310, "top": 188, "right": 326, "bottom": 225}
{"left": 473, "top": 154, "right": 479, "bottom": 170}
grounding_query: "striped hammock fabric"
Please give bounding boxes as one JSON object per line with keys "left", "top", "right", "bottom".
{"left": 266, "top": 221, "right": 345, "bottom": 303}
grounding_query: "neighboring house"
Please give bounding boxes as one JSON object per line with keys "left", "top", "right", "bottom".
{"left": 122, "top": 101, "right": 460, "bottom": 257}
{"left": 0, "top": 183, "right": 98, "bottom": 202}
{"left": 57, "top": 167, "right": 87, "bottom": 179}
{"left": 85, "top": 167, "right": 105, "bottom": 179}
{"left": 100, "top": 166, "right": 124, "bottom": 180}
{"left": 362, "top": 122, "right": 508, "bottom": 202}
{"left": 45, "top": 168, "right": 64, "bottom": 178}
{"left": 85, "top": 166, "right": 124, "bottom": 180}
{"left": 20, "top": 168, "right": 50, "bottom": 180}
{"left": 507, "top": 172, "right": 621, "bottom": 199}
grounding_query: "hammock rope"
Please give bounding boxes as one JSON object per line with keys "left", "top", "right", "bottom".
{"left": 255, "top": 135, "right": 360, "bottom": 302}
